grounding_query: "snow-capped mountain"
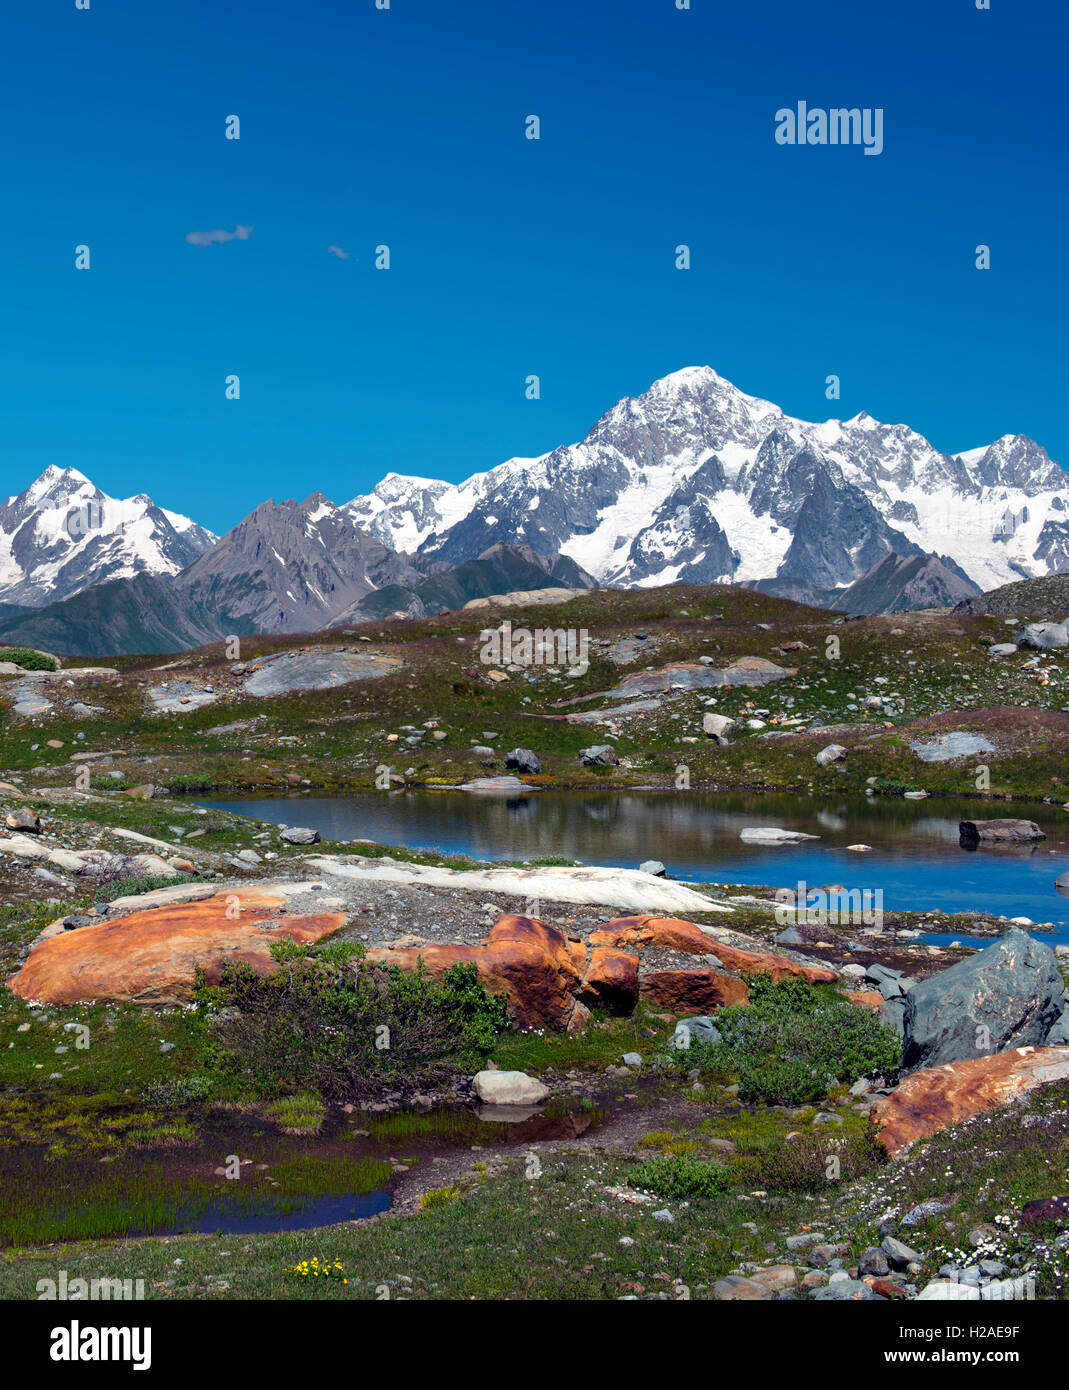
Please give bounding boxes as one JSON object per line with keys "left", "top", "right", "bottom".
{"left": 0, "top": 466, "right": 215, "bottom": 608}
{"left": 346, "top": 368, "right": 1069, "bottom": 593}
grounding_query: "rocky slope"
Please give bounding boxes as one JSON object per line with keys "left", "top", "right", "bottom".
{"left": 953, "top": 573, "right": 1069, "bottom": 618}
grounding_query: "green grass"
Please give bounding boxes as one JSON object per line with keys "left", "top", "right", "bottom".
{"left": 491, "top": 1007, "right": 674, "bottom": 1073}
{"left": 263, "top": 1092, "right": 326, "bottom": 1134}
{"left": 2, "top": 584, "right": 1067, "bottom": 803}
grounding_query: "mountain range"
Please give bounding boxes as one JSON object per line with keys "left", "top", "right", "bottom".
{"left": 2, "top": 367, "right": 1066, "bottom": 655}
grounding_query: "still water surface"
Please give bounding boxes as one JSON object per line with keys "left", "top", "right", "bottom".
{"left": 202, "top": 789, "right": 1069, "bottom": 931}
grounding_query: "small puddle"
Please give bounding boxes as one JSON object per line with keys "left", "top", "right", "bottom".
{"left": 1, "top": 1097, "right": 611, "bottom": 1245}
{"left": 143, "top": 1190, "right": 392, "bottom": 1237}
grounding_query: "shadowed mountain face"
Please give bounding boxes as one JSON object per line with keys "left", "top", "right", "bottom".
{"left": 750, "top": 553, "right": 980, "bottom": 614}
{"left": 332, "top": 544, "right": 595, "bottom": 623}
{"left": 0, "top": 523, "right": 592, "bottom": 658}
{"left": 175, "top": 492, "right": 424, "bottom": 635}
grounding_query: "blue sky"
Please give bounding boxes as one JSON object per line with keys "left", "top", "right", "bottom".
{"left": 3, "top": 0, "right": 1066, "bottom": 534}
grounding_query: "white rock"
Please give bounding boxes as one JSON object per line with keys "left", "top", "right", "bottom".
{"left": 305, "top": 859, "right": 734, "bottom": 914}
{"left": 0, "top": 834, "right": 48, "bottom": 860}
{"left": 739, "top": 828, "right": 820, "bottom": 844}
{"left": 472, "top": 1070, "right": 549, "bottom": 1106}
{"left": 916, "top": 1280, "right": 980, "bottom": 1301}
{"left": 702, "top": 712, "right": 735, "bottom": 742}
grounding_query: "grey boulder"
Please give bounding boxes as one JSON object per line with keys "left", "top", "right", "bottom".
{"left": 670, "top": 1015, "right": 722, "bottom": 1050}
{"left": 505, "top": 748, "right": 542, "bottom": 775}
{"left": 901, "top": 928, "right": 1065, "bottom": 1072}
{"left": 702, "top": 712, "right": 735, "bottom": 744}
{"left": 472, "top": 1070, "right": 549, "bottom": 1105}
{"left": 1016, "top": 622, "right": 1068, "bottom": 650}
{"left": 959, "top": 818, "right": 1045, "bottom": 843}
{"left": 810, "top": 1280, "right": 885, "bottom": 1301}
{"left": 578, "top": 744, "right": 618, "bottom": 767}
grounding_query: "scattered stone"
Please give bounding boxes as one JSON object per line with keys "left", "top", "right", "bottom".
{"left": 881, "top": 1236, "right": 924, "bottom": 1270}
{"left": 279, "top": 827, "right": 320, "bottom": 845}
{"left": 858, "top": 1248, "right": 890, "bottom": 1277}
{"left": 815, "top": 744, "right": 847, "bottom": 766}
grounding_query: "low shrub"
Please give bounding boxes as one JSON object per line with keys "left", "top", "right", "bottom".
{"left": 625, "top": 1153, "right": 731, "bottom": 1200}
{"left": 140, "top": 1076, "right": 214, "bottom": 1109}
{"left": 677, "top": 974, "right": 900, "bottom": 1106}
{"left": 1, "top": 648, "right": 56, "bottom": 671}
{"left": 420, "top": 1184, "right": 462, "bottom": 1210}
{"left": 195, "top": 948, "right": 510, "bottom": 1101}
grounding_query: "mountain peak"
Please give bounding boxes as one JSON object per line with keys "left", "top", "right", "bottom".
{"left": 0, "top": 469, "right": 215, "bottom": 609}
{"left": 20, "top": 465, "right": 92, "bottom": 504}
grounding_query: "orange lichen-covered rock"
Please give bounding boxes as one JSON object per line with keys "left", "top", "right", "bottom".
{"left": 699, "top": 941, "right": 837, "bottom": 986}
{"left": 640, "top": 969, "right": 750, "bottom": 1013}
{"left": 870, "top": 1046, "right": 1069, "bottom": 1157}
{"left": 847, "top": 991, "right": 885, "bottom": 1011}
{"left": 578, "top": 947, "right": 639, "bottom": 1016}
{"left": 597, "top": 914, "right": 837, "bottom": 985}
{"left": 5, "top": 892, "right": 347, "bottom": 1007}
{"left": 594, "top": 915, "right": 716, "bottom": 954}
{"left": 367, "top": 915, "right": 586, "bottom": 1031}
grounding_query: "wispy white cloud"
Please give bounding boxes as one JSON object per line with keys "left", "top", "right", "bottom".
{"left": 327, "top": 244, "right": 350, "bottom": 260}
{"left": 185, "top": 225, "right": 254, "bottom": 248}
